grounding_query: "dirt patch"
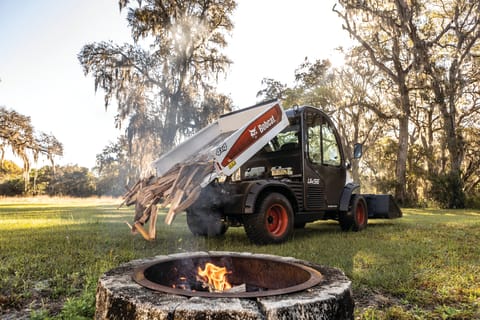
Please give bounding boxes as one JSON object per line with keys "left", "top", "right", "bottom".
{"left": 353, "top": 287, "right": 403, "bottom": 313}
{"left": 0, "top": 290, "right": 64, "bottom": 319}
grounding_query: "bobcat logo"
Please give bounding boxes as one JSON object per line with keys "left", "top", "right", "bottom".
{"left": 249, "top": 127, "right": 258, "bottom": 139}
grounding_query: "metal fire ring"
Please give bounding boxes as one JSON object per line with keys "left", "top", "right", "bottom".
{"left": 132, "top": 252, "right": 323, "bottom": 298}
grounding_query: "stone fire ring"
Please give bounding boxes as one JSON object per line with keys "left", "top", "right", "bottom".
{"left": 95, "top": 251, "right": 354, "bottom": 320}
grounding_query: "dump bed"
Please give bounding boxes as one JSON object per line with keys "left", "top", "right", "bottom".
{"left": 152, "top": 100, "right": 289, "bottom": 184}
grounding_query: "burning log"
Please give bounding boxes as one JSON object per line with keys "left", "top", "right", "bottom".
{"left": 226, "top": 283, "right": 247, "bottom": 293}
{"left": 120, "top": 160, "right": 214, "bottom": 241}
{"left": 197, "top": 262, "right": 232, "bottom": 292}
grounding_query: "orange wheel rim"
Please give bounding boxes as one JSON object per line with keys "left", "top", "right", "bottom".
{"left": 356, "top": 201, "right": 366, "bottom": 225}
{"left": 266, "top": 204, "right": 288, "bottom": 236}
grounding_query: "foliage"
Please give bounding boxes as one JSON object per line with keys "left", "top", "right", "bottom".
{"left": 0, "top": 165, "right": 99, "bottom": 197}
{"left": 463, "top": 127, "right": 480, "bottom": 196}
{"left": 429, "top": 171, "right": 466, "bottom": 209}
{"left": 0, "top": 160, "right": 22, "bottom": 177}
{"left": 329, "top": 51, "right": 393, "bottom": 186}
{"left": 465, "top": 193, "right": 480, "bottom": 209}
{"left": 0, "top": 107, "right": 63, "bottom": 191}
{"left": 257, "top": 0, "right": 480, "bottom": 207}
{"left": 0, "top": 200, "right": 479, "bottom": 319}
{"left": 0, "top": 178, "right": 24, "bottom": 196}
{"left": 333, "top": 1, "right": 419, "bottom": 205}
{"left": 78, "top": 0, "right": 235, "bottom": 175}
{"left": 56, "top": 288, "right": 95, "bottom": 319}
{"left": 46, "top": 166, "right": 97, "bottom": 197}
{"left": 332, "top": 0, "right": 480, "bottom": 207}
{"left": 94, "top": 137, "right": 132, "bottom": 197}
{"left": 0, "top": 161, "right": 24, "bottom": 196}
{"left": 359, "top": 137, "right": 397, "bottom": 194}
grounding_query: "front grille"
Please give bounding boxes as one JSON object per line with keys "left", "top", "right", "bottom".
{"left": 306, "top": 185, "right": 326, "bottom": 210}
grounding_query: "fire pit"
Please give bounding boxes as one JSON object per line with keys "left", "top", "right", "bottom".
{"left": 132, "top": 252, "right": 323, "bottom": 298}
{"left": 95, "top": 251, "right": 354, "bottom": 319}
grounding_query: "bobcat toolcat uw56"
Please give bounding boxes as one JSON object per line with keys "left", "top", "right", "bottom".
{"left": 126, "top": 100, "right": 402, "bottom": 245}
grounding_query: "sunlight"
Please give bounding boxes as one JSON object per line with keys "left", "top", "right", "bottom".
{"left": 353, "top": 250, "right": 387, "bottom": 275}
{"left": 0, "top": 217, "right": 81, "bottom": 230}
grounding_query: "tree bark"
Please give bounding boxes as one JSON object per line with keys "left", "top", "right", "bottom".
{"left": 395, "top": 115, "right": 409, "bottom": 205}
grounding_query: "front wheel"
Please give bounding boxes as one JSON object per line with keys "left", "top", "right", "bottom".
{"left": 339, "top": 195, "right": 368, "bottom": 232}
{"left": 243, "top": 193, "right": 294, "bottom": 245}
{"left": 186, "top": 208, "right": 228, "bottom": 237}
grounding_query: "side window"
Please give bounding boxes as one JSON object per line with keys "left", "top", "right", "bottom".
{"left": 306, "top": 112, "right": 321, "bottom": 164}
{"left": 321, "top": 123, "right": 341, "bottom": 166}
{"left": 306, "top": 111, "right": 342, "bottom": 166}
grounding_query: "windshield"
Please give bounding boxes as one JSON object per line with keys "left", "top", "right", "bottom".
{"left": 263, "top": 124, "right": 300, "bottom": 152}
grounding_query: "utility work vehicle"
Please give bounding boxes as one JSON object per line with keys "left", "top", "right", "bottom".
{"left": 123, "top": 100, "right": 402, "bottom": 245}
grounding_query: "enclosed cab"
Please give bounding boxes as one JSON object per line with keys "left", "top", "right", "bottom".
{"left": 186, "top": 105, "right": 402, "bottom": 244}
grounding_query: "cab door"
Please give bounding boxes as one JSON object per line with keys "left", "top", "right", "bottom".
{"left": 303, "top": 109, "right": 346, "bottom": 211}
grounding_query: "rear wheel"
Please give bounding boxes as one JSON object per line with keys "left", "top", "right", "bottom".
{"left": 186, "top": 184, "right": 228, "bottom": 237}
{"left": 243, "top": 193, "right": 294, "bottom": 245}
{"left": 339, "top": 211, "right": 352, "bottom": 231}
{"left": 294, "top": 221, "right": 306, "bottom": 229}
{"left": 186, "top": 208, "right": 228, "bottom": 237}
{"left": 339, "top": 195, "right": 368, "bottom": 231}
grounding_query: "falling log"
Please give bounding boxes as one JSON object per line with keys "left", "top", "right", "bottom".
{"left": 148, "top": 205, "right": 158, "bottom": 240}
{"left": 165, "top": 189, "right": 185, "bottom": 225}
{"left": 121, "top": 160, "right": 216, "bottom": 240}
{"left": 168, "top": 165, "right": 186, "bottom": 198}
{"left": 133, "top": 222, "right": 152, "bottom": 241}
{"left": 174, "top": 185, "right": 201, "bottom": 214}
{"left": 118, "top": 179, "right": 145, "bottom": 208}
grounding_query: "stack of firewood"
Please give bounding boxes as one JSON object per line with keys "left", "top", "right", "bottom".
{"left": 120, "top": 160, "right": 215, "bottom": 240}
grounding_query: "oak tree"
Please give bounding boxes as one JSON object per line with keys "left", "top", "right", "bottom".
{"left": 79, "top": 0, "right": 235, "bottom": 175}
{"left": 0, "top": 107, "right": 63, "bottom": 192}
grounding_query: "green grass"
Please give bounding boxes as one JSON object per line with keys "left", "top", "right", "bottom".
{"left": 0, "top": 198, "right": 479, "bottom": 319}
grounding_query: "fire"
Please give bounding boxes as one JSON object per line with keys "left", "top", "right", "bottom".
{"left": 197, "top": 262, "right": 232, "bottom": 292}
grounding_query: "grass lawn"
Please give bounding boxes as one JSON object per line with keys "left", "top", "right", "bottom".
{"left": 0, "top": 197, "right": 479, "bottom": 319}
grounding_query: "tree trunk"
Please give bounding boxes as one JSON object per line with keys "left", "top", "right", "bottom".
{"left": 395, "top": 115, "right": 409, "bottom": 205}
{"left": 351, "top": 160, "right": 361, "bottom": 186}
{"left": 438, "top": 102, "right": 465, "bottom": 208}
{"left": 430, "top": 72, "right": 466, "bottom": 208}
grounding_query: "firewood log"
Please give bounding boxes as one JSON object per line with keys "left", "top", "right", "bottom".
{"left": 174, "top": 185, "right": 201, "bottom": 214}
{"left": 148, "top": 205, "right": 158, "bottom": 240}
{"left": 134, "top": 221, "right": 152, "bottom": 241}
{"left": 121, "top": 160, "right": 216, "bottom": 238}
{"left": 165, "top": 189, "right": 185, "bottom": 225}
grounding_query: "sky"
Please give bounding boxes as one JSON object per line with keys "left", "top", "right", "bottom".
{"left": 0, "top": 0, "right": 350, "bottom": 169}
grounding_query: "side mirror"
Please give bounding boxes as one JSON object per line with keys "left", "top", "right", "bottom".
{"left": 353, "top": 143, "right": 363, "bottom": 159}
{"left": 345, "top": 161, "right": 351, "bottom": 170}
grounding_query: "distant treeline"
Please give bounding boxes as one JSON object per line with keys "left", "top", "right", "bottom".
{"left": 0, "top": 160, "right": 123, "bottom": 197}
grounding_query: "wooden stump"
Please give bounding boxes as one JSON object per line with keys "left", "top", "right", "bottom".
{"left": 95, "top": 252, "right": 354, "bottom": 320}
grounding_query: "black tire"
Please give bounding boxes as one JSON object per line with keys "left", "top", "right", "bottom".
{"left": 339, "top": 195, "right": 368, "bottom": 232}
{"left": 186, "top": 208, "right": 228, "bottom": 237}
{"left": 243, "top": 192, "right": 294, "bottom": 245}
{"left": 351, "top": 195, "right": 368, "bottom": 231}
{"left": 294, "top": 221, "right": 306, "bottom": 229}
{"left": 339, "top": 210, "right": 353, "bottom": 231}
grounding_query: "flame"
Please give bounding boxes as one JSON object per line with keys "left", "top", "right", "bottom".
{"left": 197, "top": 262, "right": 232, "bottom": 292}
